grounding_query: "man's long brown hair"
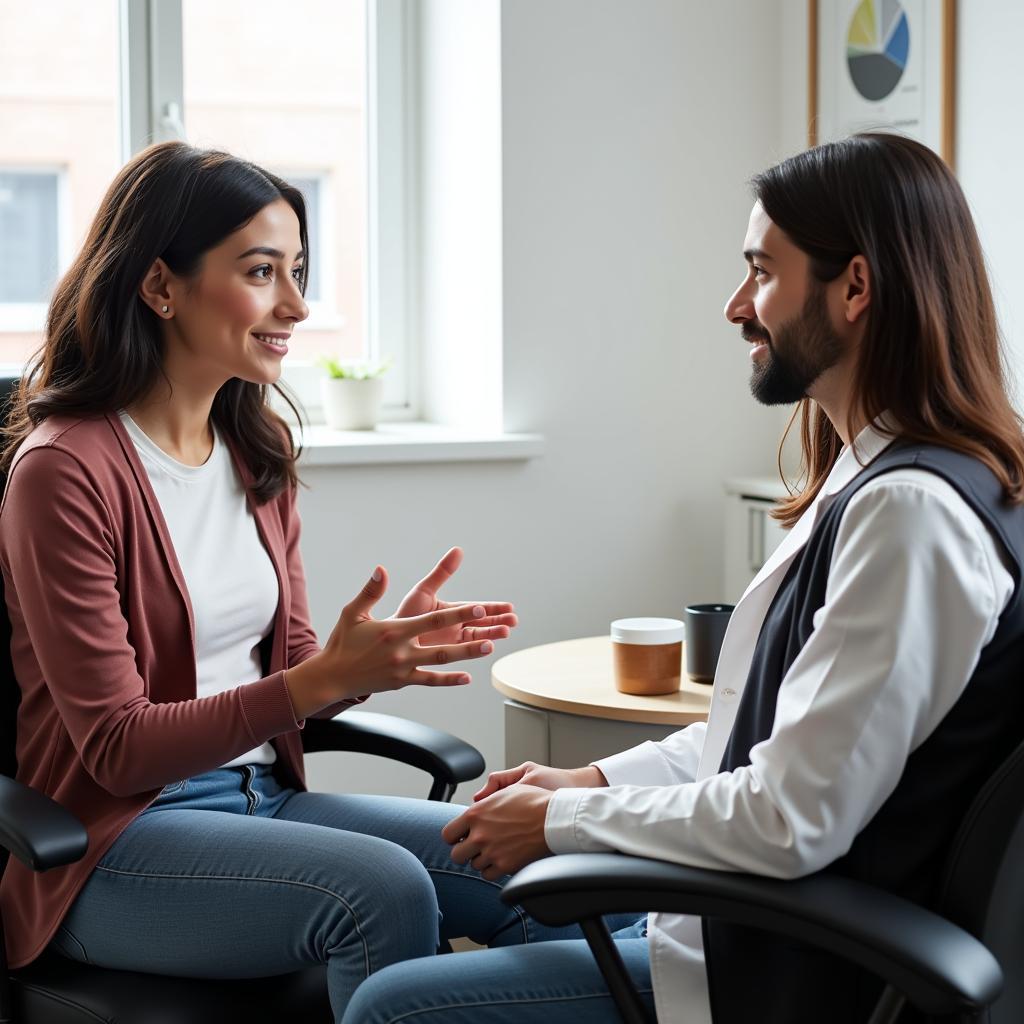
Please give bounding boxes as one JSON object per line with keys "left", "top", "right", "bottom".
{"left": 1, "top": 142, "right": 305, "bottom": 503}
{"left": 754, "top": 133, "right": 1024, "bottom": 528}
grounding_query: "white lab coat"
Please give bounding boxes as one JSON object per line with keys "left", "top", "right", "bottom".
{"left": 545, "top": 424, "right": 1013, "bottom": 1023}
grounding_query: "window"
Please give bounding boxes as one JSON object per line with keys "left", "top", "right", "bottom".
{"left": 0, "top": 0, "right": 120, "bottom": 362}
{"left": 0, "top": 170, "right": 61, "bottom": 303}
{"left": 287, "top": 176, "right": 325, "bottom": 305}
{"left": 180, "top": 0, "right": 368, "bottom": 370}
{"left": 0, "top": 0, "right": 416, "bottom": 416}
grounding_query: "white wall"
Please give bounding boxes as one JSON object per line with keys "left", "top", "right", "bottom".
{"left": 956, "top": 0, "right": 1024, "bottom": 402}
{"left": 299, "top": 1, "right": 1024, "bottom": 803}
{"left": 774, "top": 1, "right": 1024, "bottom": 398}
{"left": 300, "top": 0, "right": 802, "bottom": 801}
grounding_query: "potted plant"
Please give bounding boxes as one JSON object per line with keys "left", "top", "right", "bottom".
{"left": 316, "top": 357, "right": 392, "bottom": 431}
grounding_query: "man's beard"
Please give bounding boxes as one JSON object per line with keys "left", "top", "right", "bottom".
{"left": 745, "top": 285, "right": 845, "bottom": 406}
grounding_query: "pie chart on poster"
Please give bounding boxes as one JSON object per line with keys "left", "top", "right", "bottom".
{"left": 846, "top": 0, "right": 910, "bottom": 102}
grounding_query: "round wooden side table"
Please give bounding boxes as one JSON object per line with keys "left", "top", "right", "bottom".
{"left": 491, "top": 636, "right": 712, "bottom": 768}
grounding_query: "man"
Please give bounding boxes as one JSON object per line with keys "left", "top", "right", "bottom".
{"left": 342, "top": 133, "right": 1024, "bottom": 1023}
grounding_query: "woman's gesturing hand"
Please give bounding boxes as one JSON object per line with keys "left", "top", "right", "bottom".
{"left": 394, "top": 547, "right": 518, "bottom": 647}
{"left": 285, "top": 565, "right": 502, "bottom": 718}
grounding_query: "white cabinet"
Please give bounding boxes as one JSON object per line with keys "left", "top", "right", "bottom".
{"left": 723, "top": 476, "right": 790, "bottom": 602}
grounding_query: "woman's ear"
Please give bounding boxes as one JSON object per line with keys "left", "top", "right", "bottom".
{"left": 843, "top": 255, "right": 871, "bottom": 324}
{"left": 139, "top": 258, "right": 174, "bottom": 318}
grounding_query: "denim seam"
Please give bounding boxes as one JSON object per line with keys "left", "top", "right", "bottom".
{"left": 240, "top": 765, "right": 259, "bottom": 815}
{"left": 94, "top": 865, "right": 372, "bottom": 975}
{"left": 426, "top": 867, "right": 530, "bottom": 943}
{"left": 55, "top": 924, "right": 90, "bottom": 964}
{"left": 384, "top": 988, "right": 657, "bottom": 1023}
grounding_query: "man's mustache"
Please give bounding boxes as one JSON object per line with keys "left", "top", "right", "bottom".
{"left": 741, "top": 323, "right": 771, "bottom": 344}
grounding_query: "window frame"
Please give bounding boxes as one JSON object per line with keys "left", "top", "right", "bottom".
{"left": 367, "top": 0, "right": 418, "bottom": 417}
{"left": 120, "top": 0, "right": 418, "bottom": 422}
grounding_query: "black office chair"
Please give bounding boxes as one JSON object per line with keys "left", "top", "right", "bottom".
{"left": 0, "top": 620, "right": 485, "bottom": 1023}
{"left": 504, "top": 736, "right": 1024, "bottom": 1023}
{"left": 0, "top": 375, "right": 487, "bottom": 1022}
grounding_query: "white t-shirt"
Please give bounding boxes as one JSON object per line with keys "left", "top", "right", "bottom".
{"left": 120, "top": 412, "right": 280, "bottom": 767}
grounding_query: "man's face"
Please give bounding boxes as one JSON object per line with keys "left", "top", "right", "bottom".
{"left": 724, "top": 203, "right": 845, "bottom": 406}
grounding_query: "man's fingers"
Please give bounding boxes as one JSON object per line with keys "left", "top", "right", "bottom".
{"left": 472, "top": 780, "right": 497, "bottom": 801}
{"left": 441, "top": 811, "right": 471, "bottom": 846}
{"left": 345, "top": 567, "right": 388, "bottom": 619}
{"left": 472, "top": 772, "right": 510, "bottom": 801}
{"left": 450, "top": 839, "right": 481, "bottom": 866}
{"left": 473, "top": 765, "right": 528, "bottom": 801}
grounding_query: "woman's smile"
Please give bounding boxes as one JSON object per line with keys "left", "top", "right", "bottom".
{"left": 252, "top": 331, "right": 290, "bottom": 356}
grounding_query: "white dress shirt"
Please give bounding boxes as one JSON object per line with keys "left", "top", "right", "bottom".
{"left": 544, "top": 424, "right": 1014, "bottom": 1024}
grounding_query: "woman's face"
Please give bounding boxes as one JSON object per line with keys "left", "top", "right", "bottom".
{"left": 163, "top": 198, "right": 309, "bottom": 388}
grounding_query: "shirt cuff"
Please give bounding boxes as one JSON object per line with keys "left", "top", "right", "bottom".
{"left": 593, "top": 740, "right": 679, "bottom": 788}
{"left": 544, "top": 786, "right": 590, "bottom": 853}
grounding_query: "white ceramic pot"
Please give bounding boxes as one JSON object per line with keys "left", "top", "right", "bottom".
{"left": 320, "top": 377, "right": 384, "bottom": 431}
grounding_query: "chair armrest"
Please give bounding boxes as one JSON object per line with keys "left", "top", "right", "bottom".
{"left": 503, "top": 854, "right": 1003, "bottom": 1017}
{"left": 0, "top": 775, "right": 88, "bottom": 872}
{"left": 300, "top": 711, "right": 485, "bottom": 802}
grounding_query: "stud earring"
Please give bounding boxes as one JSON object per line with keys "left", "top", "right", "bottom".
{"left": 161, "top": 305, "right": 169, "bottom": 314}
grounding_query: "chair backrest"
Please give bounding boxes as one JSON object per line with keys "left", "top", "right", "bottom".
{"left": 936, "top": 736, "right": 1024, "bottom": 1023}
{"left": 0, "top": 375, "right": 19, "bottom": 780}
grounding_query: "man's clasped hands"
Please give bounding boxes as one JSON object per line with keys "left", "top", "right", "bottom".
{"left": 329, "top": 544, "right": 609, "bottom": 881}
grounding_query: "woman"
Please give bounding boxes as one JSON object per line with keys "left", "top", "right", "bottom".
{"left": 0, "top": 141, "right": 568, "bottom": 1020}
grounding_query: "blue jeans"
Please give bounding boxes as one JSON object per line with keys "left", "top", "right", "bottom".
{"left": 50, "top": 765, "right": 648, "bottom": 1022}
{"left": 342, "top": 917, "right": 655, "bottom": 1024}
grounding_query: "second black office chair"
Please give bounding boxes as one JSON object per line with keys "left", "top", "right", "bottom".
{"left": 505, "top": 735, "right": 1024, "bottom": 1023}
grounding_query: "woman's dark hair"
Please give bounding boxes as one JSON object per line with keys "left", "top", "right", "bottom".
{"left": 752, "top": 132, "right": 1024, "bottom": 527}
{"left": 1, "top": 141, "right": 307, "bottom": 502}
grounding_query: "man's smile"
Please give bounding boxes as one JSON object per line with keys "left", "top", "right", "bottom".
{"left": 741, "top": 323, "right": 771, "bottom": 361}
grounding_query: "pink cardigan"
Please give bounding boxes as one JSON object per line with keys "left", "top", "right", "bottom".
{"left": 0, "top": 413, "right": 355, "bottom": 967}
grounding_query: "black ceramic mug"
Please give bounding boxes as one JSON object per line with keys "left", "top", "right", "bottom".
{"left": 684, "top": 603, "right": 735, "bottom": 684}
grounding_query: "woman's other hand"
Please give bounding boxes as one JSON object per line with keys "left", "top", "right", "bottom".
{"left": 285, "top": 565, "right": 503, "bottom": 718}
{"left": 395, "top": 547, "right": 518, "bottom": 647}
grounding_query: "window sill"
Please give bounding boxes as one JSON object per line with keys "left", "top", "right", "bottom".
{"left": 295, "top": 422, "right": 545, "bottom": 467}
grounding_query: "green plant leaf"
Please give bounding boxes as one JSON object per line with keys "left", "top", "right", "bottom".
{"left": 316, "top": 354, "right": 394, "bottom": 379}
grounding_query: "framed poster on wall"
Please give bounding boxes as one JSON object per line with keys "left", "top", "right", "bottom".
{"left": 808, "top": 0, "right": 956, "bottom": 165}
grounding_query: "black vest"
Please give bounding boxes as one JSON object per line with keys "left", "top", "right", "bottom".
{"left": 703, "top": 444, "right": 1024, "bottom": 1024}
